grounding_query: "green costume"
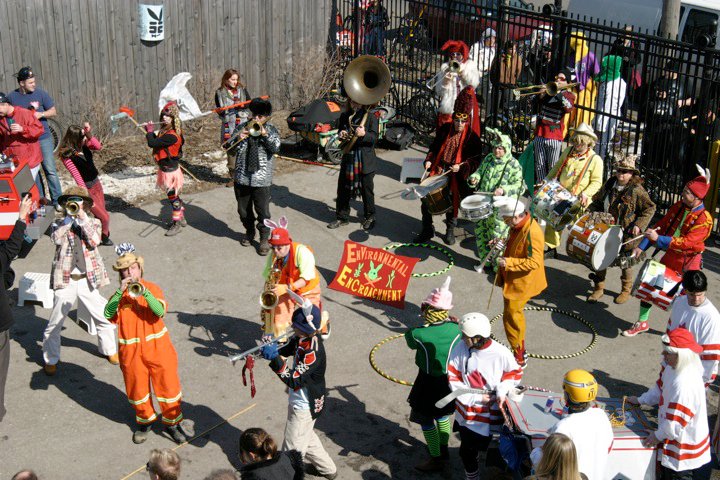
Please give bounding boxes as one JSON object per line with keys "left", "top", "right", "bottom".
{"left": 467, "top": 129, "right": 525, "bottom": 266}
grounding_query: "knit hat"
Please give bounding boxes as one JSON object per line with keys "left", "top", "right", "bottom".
{"left": 291, "top": 304, "right": 322, "bottom": 334}
{"left": 249, "top": 98, "right": 273, "bottom": 117}
{"left": 441, "top": 40, "right": 470, "bottom": 62}
{"left": 264, "top": 216, "right": 292, "bottom": 246}
{"left": 663, "top": 327, "right": 702, "bottom": 354}
{"left": 685, "top": 164, "right": 711, "bottom": 199}
{"left": 453, "top": 86, "right": 475, "bottom": 118}
{"left": 493, "top": 195, "right": 529, "bottom": 218}
{"left": 613, "top": 152, "right": 640, "bottom": 174}
{"left": 422, "top": 276, "right": 453, "bottom": 310}
{"left": 557, "top": 66, "right": 577, "bottom": 83}
{"left": 58, "top": 185, "right": 94, "bottom": 207}
{"left": 571, "top": 122, "right": 598, "bottom": 142}
{"left": 112, "top": 243, "right": 145, "bottom": 272}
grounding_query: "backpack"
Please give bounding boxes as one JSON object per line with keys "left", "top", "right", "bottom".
{"left": 383, "top": 122, "right": 415, "bottom": 150}
{"left": 286, "top": 99, "right": 344, "bottom": 133}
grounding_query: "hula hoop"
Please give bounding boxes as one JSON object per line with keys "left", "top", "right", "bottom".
{"left": 369, "top": 333, "right": 414, "bottom": 386}
{"left": 382, "top": 242, "right": 454, "bottom": 278}
{"left": 489, "top": 306, "right": 598, "bottom": 360}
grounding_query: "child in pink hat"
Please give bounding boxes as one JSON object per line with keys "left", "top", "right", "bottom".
{"left": 405, "top": 277, "right": 462, "bottom": 472}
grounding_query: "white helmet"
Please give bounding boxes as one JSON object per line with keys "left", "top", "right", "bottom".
{"left": 459, "top": 312, "right": 491, "bottom": 338}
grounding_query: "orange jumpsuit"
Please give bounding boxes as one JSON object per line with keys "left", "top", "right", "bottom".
{"left": 109, "top": 280, "right": 183, "bottom": 426}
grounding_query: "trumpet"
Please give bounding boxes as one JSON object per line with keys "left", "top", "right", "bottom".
{"left": 127, "top": 282, "right": 145, "bottom": 298}
{"left": 221, "top": 118, "right": 268, "bottom": 151}
{"left": 512, "top": 81, "right": 580, "bottom": 99}
{"left": 65, "top": 200, "right": 82, "bottom": 216}
{"left": 229, "top": 329, "right": 294, "bottom": 364}
{"left": 425, "top": 60, "right": 463, "bottom": 89}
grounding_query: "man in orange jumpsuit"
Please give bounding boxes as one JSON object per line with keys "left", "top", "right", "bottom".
{"left": 262, "top": 216, "right": 329, "bottom": 339}
{"left": 104, "top": 243, "right": 191, "bottom": 444}
{"left": 494, "top": 196, "right": 547, "bottom": 369}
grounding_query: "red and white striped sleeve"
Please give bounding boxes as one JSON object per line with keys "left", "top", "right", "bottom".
{"left": 61, "top": 157, "right": 87, "bottom": 188}
{"left": 657, "top": 401, "right": 695, "bottom": 441}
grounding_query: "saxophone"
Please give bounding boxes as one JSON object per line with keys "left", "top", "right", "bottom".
{"left": 259, "top": 257, "right": 283, "bottom": 336}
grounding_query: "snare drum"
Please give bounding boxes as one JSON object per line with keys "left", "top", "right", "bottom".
{"left": 420, "top": 176, "right": 451, "bottom": 215}
{"left": 631, "top": 259, "right": 683, "bottom": 310}
{"left": 566, "top": 213, "right": 623, "bottom": 271}
{"left": 532, "top": 180, "right": 582, "bottom": 230}
{"left": 460, "top": 194, "right": 493, "bottom": 221}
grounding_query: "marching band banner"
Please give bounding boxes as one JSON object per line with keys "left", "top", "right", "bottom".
{"left": 329, "top": 241, "right": 419, "bottom": 309}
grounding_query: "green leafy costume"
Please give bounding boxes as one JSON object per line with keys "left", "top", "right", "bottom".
{"left": 467, "top": 129, "right": 525, "bottom": 266}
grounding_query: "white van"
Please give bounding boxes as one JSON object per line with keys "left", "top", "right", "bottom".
{"left": 566, "top": 0, "right": 720, "bottom": 46}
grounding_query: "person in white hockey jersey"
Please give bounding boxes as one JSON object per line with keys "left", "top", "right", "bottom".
{"left": 666, "top": 270, "right": 720, "bottom": 387}
{"left": 544, "top": 369, "right": 614, "bottom": 480}
{"left": 628, "top": 328, "right": 712, "bottom": 479}
{"left": 447, "top": 312, "right": 522, "bottom": 480}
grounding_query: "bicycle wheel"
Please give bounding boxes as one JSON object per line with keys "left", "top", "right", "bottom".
{"left": 46, "top": 117, "right": 67, "bottom": 153}
{"left": 405, "top": 93, "right": 436, "bottom": 136}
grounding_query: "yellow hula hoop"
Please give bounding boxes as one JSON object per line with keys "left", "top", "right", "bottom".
{"left": 369, "top": 333, "right": 414, "bottom": 386}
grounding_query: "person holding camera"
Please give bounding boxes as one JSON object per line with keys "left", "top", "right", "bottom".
{"left": 42, "top": 186, "right": 118, "bottom": 376}
{"left": 104, "top": 243, "right": 190, "bottom": 445}
{"left": 0, "top": 195, "right": 33, "bottom": 422}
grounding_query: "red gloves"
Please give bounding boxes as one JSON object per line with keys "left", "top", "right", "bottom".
{"left": 144, "top": 123, "right": 154, "bottom": 134}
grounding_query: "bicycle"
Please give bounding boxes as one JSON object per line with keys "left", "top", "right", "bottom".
{"left": 484, "top": 97, "right": 536, "bottom": 155}
{"left": 386, "top": 77, "right": 439, "bottom": 137}
{"left": 387, "top": 7, "right": 432, "bottom": 75}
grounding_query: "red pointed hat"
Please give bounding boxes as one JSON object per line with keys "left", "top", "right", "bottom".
{"left": 663, "top": 327, "right": 702, "bottom": 354}
{"left": 441, "top": 40, "right": 470, "bottom": 62}
{"left": 453, "top": 86, "right": 475, "bottom": 117}
{"left": 686, "top": 164, "right": 711, "bottom": 199}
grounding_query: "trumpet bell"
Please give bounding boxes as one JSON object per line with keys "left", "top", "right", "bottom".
{"left": 343, "top": 55, "right": 392, "bottom": 106}
{"left": 248, "top": 120, "right": 263, "bottom": 137}
{"left": 65, "top": 201, "right": 81, "bottom": 216}
{"left": 128, "top": 282, "right": 145, "bottom": 298}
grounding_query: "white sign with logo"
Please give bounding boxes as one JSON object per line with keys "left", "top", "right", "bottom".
{"left": 139, "top": 4, "right": 164, "bottom": 41}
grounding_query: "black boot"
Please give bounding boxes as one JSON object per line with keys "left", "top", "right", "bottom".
{"left": 240, "top": 227, "right": 255, "bottom": 247}
{"left": 444, "top": 219, "right": 456, "bottom": 246}
{"left": 258, "top": 229, "right": 271, "bottom": 256}
{"left": 414, "top": 214, "right": 434, "bottom": 243}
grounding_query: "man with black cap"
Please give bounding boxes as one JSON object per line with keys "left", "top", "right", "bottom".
{"left": 261, "top": 303, "right": 338, "bottom": 479}
{"left": 8, "top": 67, "right": 62, "bottom": 206}
{"left": 0, "top": 92, "right": 44, "bottom": 185}
{"left": 232, "top": 97, "right": 280, "bottom": 255}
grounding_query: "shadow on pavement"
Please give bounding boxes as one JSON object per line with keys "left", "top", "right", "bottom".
{"left": 174, "top": 311, "right": 262, "bottom": 359}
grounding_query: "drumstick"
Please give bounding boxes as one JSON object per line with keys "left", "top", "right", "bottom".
{"left": 621, "top": 227, "right": 660, "bottom": 247}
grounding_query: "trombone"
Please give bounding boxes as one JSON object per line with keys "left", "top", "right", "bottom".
{"left": 221, "top": 118, "right": 269, "bottom": 152}
{"left": 512, "top": 81, "right": 580, "bottom": 99}
{"left": 229, "top": 329, "right": 294, "bottom": 364}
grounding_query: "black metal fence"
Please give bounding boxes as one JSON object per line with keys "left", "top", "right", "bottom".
{"left": 332, "top": 0, "right": 720, "bottom": 219}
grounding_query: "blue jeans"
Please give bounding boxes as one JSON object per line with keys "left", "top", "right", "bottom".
{"left": 37, "top": 136, "right": 62, "bottom": 205}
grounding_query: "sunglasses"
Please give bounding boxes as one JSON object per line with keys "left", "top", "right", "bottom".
{"left": 453, "top": 113, "right": 469, "bottom": 121}
{"left": 616, "top": 169, "right": 634, "bottom": 174}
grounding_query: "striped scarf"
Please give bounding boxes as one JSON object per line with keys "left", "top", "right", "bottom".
{"left": 424, "top": 306, "right": 449, "bottom": 324}
{"left": 344, "top": 150, "right": 363, "bottom": 197}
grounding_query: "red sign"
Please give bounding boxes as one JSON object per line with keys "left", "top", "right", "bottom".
{"left": 329, "top": 241, "right": 419, "bottom": 308}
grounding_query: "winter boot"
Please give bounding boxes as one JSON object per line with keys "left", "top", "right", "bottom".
{"left": 132, "top": 424, "right": 151, "bottom": 444}
{"left": 240, "top": 228, "right": 255, "bottom": 247}
{"left": 615, "top": 269, "right": 633, "bottom": 304}
{"left": 414, "top": 226, "right": 434, "bottom": 243}
{"left": 443, "top": 219, "right": 456, "bottom": 246}
{"left": 258, "top": 229, "right": 271, "bottom": 256}
{"left": 587, "top": 281, "right": 605, "bottom": 303}
{"left": 165, "top": 222, "right": 182, "bottom": 236}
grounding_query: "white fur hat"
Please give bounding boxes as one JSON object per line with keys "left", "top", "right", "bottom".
{"left": 493, "top": 195, "right": 529, "bottom": 218}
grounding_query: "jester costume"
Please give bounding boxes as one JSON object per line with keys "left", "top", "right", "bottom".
{"left": 467, "top": 129, "right": 524, "bottom": 267}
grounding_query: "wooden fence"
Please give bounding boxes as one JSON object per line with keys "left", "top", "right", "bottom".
{"left": 0, "top": 0, "right": 332, "bottom": 124}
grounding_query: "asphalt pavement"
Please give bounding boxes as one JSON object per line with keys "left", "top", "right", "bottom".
{"left": 1, "top": 145, "right": 719, "bottom": 479}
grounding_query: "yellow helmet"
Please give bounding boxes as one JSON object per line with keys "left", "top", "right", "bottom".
{"left": 562, "top": 369, "right": 597, "bottom": 403}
